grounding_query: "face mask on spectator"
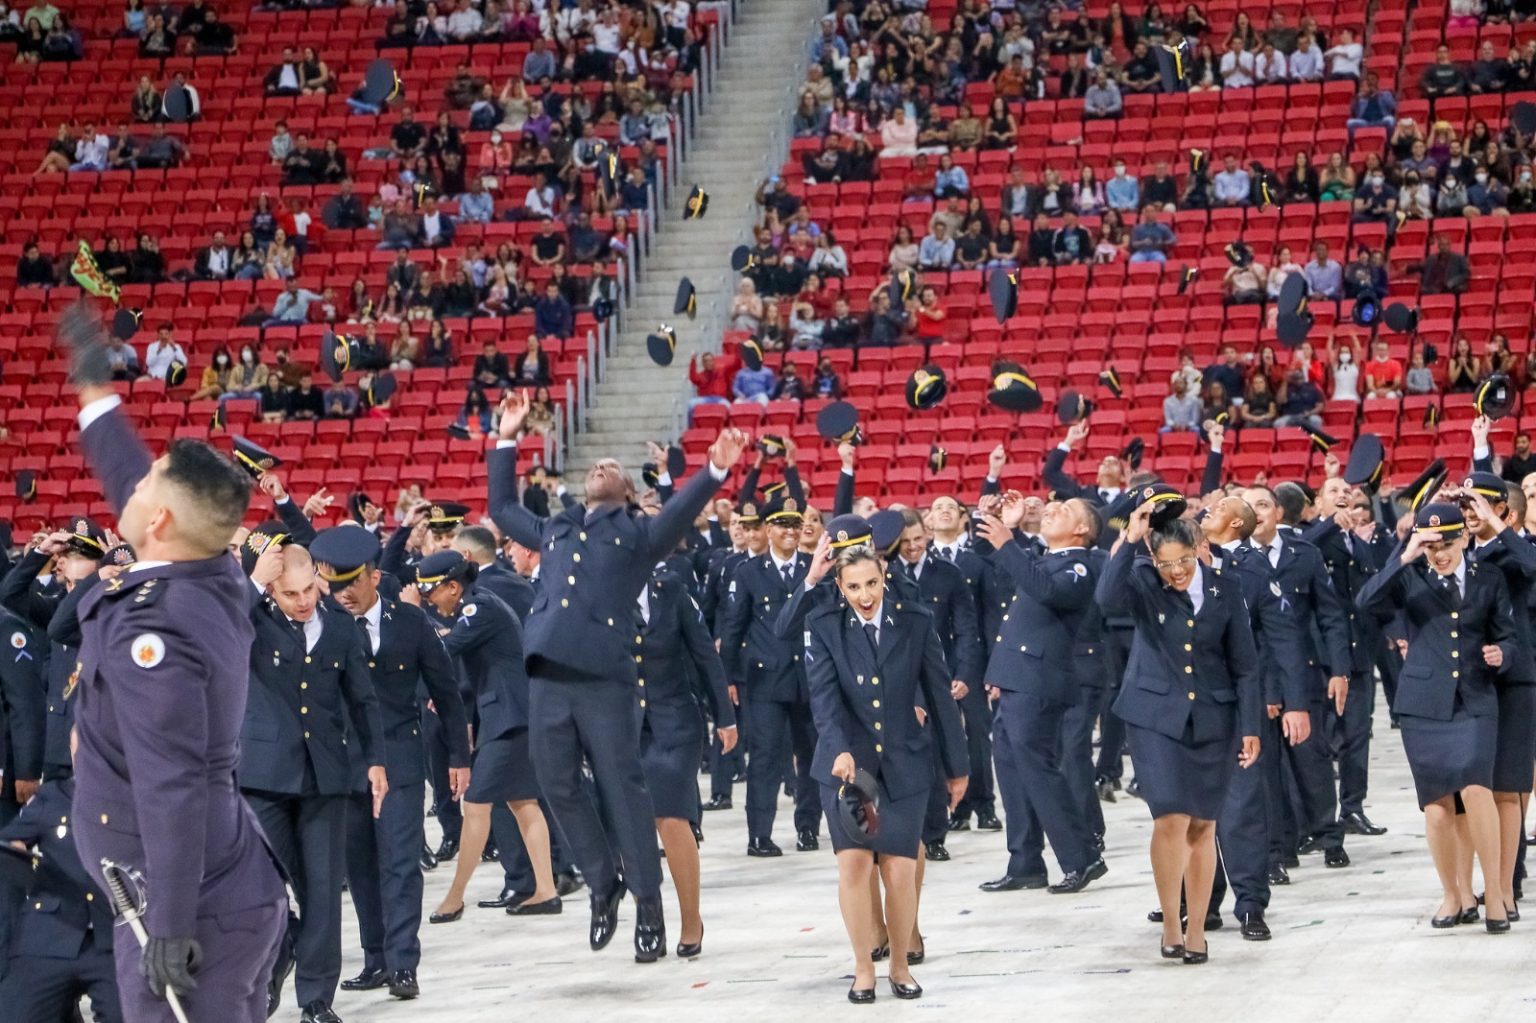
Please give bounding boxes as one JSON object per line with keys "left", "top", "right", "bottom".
{"left": 242, "top": 348, "right": 254, "bottom": 363}
{"left": 1113, "top": 163, "right": 1126, "bottom": 175}
{"left": 216, "top": 355, "right": 229, "bottom": 367}
{"left": 1475, "top": 172, "right": 1489, "bottom": 185}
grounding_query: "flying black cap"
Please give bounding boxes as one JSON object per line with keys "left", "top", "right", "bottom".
{"left": 836, "top": 767, "right": 882, "bottom": 847}
{"left": 646, "top": 325, "right": 678, "bottom": 367}
{"left": 363, "top": 371, "right": 396, "bottom": 409}
{"left": 757, "top": 434, "right": 787, "bottom": 459}
{"left": 321, "top": 329, "right": 359, "bottom": 383}
{"left": 1383, "top": 303, "right": 1419, "bottom": 333}
{"left": 1300, "top": 424, "right": 1338, "bottom": 452}
{"left": 888, "top": 268, "right": 917, "bottom": 308}
{"left": 816, "top": 401, "right": 863, "bottom": 445}
{"left": 1351, "top": 290, "right": 1381, "bottom": 329}
{"left": 825, "top": 514, "right": 873, "bottom": 549}
{"left": 1098, "top": 367, "right": 1123, "bottom": 399}
{"left": 684, "top": 184, "right": 709, "bottom": 220}
{"left": 1343, "top": 433, "right": 1385, "bottom": 489}
{"left": 1190, "top": 148, "right": 1208, "bottom": 176}
{"left": 1475, "top": 373, "right": 1515, "bottom": 421}
{"left": 349, "top": 492, "right": 377, "bottom": 523}
{"left": 14, "top": 470, "right": 36, "bottom": 502}
{"left": 987, "top": 366, "right": 1043, "bottom": 413}
{"left": 1404, "top": 459, "right": 1449, "bottom": 515}
{"left": 1133, "top": 482, "right": 1188, "bottom": 528}
{"left": 1056, "top": 389, "right": 1094, "bottom": 425}
{"left": 1224, "top": 241, "right": 1253, "bottom": 268}
{"left": 102, "top": 542, "right": 137, "bottom": 568}
{"left": 240, "top": 520, "right": 289, "bottom": 575}
{"left": 905, "top": 365, "right": 948, "bottom": 411}
{"left": 413, "top": 549, "right": 477, "bottom": 592}
{"left": 231, "top": 436, "right": 281, "bottom": 479}
{"left": 426, "top": 501, "right": 469, "bottom": 533}
{"left": 309, "top": 526, "right": 382, "bottom": 587}
{"left": 1178, "top": 265, "right": 1199, "bottom": 294}
{"left": 666, "top": 444, "right": 686, "bottom": 480}
{"left": 360, "top": 58, "right": 403, "bottom": 107}
{"left": 1423, "top": 404, "right": 1440, "bottom": 428}
{"left": 163, "top": 82, "right": 193, "bottom": 123}
{"left": 739, "top": 336, "right": 764, "bottom": 372}
{"left": 166, "top": 357, "right": 187, "bottom": 387}
{"left": 730, "top": 245, "right": 756, "bottom": 273}
{"left": 1511, "top": 100, "right": 1536, "bottom": 139}
{"left": 673, "top": 278, "right": 697, "bottom": 320}
{"left": 1121, "top": 437, "right": 1145, "bottom": 471}
{"left": 112, "top": 307, "right": 142, "bottom": 341}
{"left": 867, "top": 509, "right": 905, "bottom": 555}
{"left": 988, "top": 269, "right": 1017, "bottom": 323}
{"left": 446, "top": 422, "right": 472, "bottom": 441}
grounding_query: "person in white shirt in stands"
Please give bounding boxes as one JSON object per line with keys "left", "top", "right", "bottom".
{"left": 69, "top": 121, "right": 109, "bottom": 172}
{"left": 1324, "top": 29, "right": 1363, "bottom": 80}
{"left": 140, "top": 324, "right": 187, "bottom": 382}
{"left": 524, "top": 173, "right": 559, "bottom": 218}
{"left": 445, "top": 0, "right": 481, "bottom": 41}
{"left": 659, "top": 0, "right": 690, "bottom": 46}
{"left": 1213, "top": 156, "right": 1252, "bottom": 207}
{"left": 1219, "top": 37, "right": 1255, "bottom": 88}
{"left": 1253, "top": 42, "right": 1288, "bottom": 84}
{"left": 1289, "top": 33, "right": 1324, "bottom": 81}
{"left": 591, "top": 6, "right": 621, "bottom": 54}
{"left": 264, "top": 48, "right": 302, "bottom": 97}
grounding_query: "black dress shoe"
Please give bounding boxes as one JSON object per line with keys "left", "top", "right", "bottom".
{"left": 1268, "top": 863, "right": 1291, "bottom": 886}
{"left": 1096, "top": 778, "right": 1118, "bottom": 803}
{"left": 388, "top": 970, "right": 419, "bottom": 1000}
{"left": 1487, "top": 916, "right": 1512, "bottom": 933}
{"left": 1125, "top": 778, "right": 1141, "bottom": 799}
{"left": 1092, "top": 832, "right": 1106, "bottom": 852}
{"left": 420, "top": 844, "right": 438, "bottom": 871}
{"left": 1458, "top": 905, "right": 1481, "bottom": 925}
{"left": 434, "top": 838, "right": 459, "bottom": 861}
{"left": 677, "top": 924, "right": 703, "bottom": 959}
{"left": 1148, "top": 908, "right": 1220, "bottom": 929}
{"left": 1340, "top": 811, "right": 1387, "bottom": 836}
{"left": 1324, "top": 847, "right": 1351, "bottom": 868}
{"left": 300, "top": 1002, "right": 343, "bottom": 1023}
{"left": 870, "top": 942, "right": 889, "bottom": 961}
{"left": 848, "top": 985, "right": 876, "bottom": 1004}
{"left": 556, "top": 871, "right": 585, "bottom": 896}
{"left": 590, "top": 879, "right": 628, "bottom": 952}
{"left": 1297, "top": 836, "right": 1325, "bottom": 855}
{"left": 1148, "top": 908, "right": 1165, "bottom": 923}
{"left": 478, "top": 889, "right": 532, "bottom": 910}
{"left": 796, "top": 829, "right": 819, "bottom": 851}
{"left": 747, "top": 837, "right": 782, "bottom": 857}
{"left": 340, "top": 967, "right": 389, "bottom": 991}
{"left": 948, "top": 815, "right": 971, "bottom": 831}
{"left": 1430, "top": 913, "right": 1459, "bottom": 929}
{"left": 701, "top": 795, "right": 732, "bottom": 811}
{"left": 428, "top": 905, "right": 463, "bottom": 924}
{"left": 888, "top": 978, "right": 923, "bottom": 1000}
{"left": 1282, "top": 853, "right": 1300, "bottom": 869}
{"left": 980, "top": 873, "right": 1049, "bottom": 892}
{"left": 480, "top": 843, "right": 499, "bottom": 863}
{"left": 507, "top": 896, "right": 562, "bottom": 915}
{"left": 1160, "top": 943, "right": 1184, "bottom": 959}
{"left": 975, "top": 811, "right": 1003, "bottom": 831}
{"left": 1048, "top": 858, "right": 1107, "bottom": 894}
{"left": 1241, "top": 912, "right": 1271, "bottom": 941}
{"left": 634, "top": 898, "right": 667, "bottom": 963}
{"left": 1182, "top": 945, "right": 1209, "bottom": 965}
{"left": 924, "top": 841, "right": 950, "bottom": 862}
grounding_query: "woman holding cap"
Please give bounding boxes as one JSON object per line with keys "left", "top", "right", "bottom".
{"left": 1095, "top": 499, "right": 1262, "bottom": 963}
{"left": 1356, "top": 500, "right": 1517, "bottom": 932}
{"left": 801, "top": 543, "right": 968, "bottom": 1003}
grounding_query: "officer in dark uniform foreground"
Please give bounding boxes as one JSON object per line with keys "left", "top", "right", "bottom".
{"left": 244, "top": 542, "right": 386, "bottom": 1023}
{"left": 489, "top": 390, "right": 746, "bottom": 961}
{"left": 0, "top": 778, "right": 120, "bottom": 1021}
{"left": 417, "top": 551, "right": 564, "bottom": 924}
{"left": 62, "top": 315, "right": 290, "bottom": 1023}
{"left": 311, "top": 527, "right": 472, "bottom": 1003}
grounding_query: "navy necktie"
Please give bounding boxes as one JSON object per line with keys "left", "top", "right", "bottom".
{"left": 863, "top": 622, "right": 880, "bottom": 658}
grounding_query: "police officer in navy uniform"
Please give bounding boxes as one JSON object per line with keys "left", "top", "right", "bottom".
{"left": 310, "top": 527, "right": 472, "bottom": 1003}
{"left": 243, "top": 540, "right": 386, "bottom": 1023}
{"left": 700, "top": 508, "right": 764, "bottom": 811}
{"left": 975, "top": 491, "right": 1109, "bottom": 894}
{"left": 0, "top": 604, "right": 45, "bottom": 824}
{"left": 488, "top": 390, "right": 746, "bottom": 960}
{"left": 636, "top": 562, "right": 737, "bottom": 957}
{"left": 0, "top": 778, "right": 120, "bottom": 1021}
{"left": 65, "top": 350, "right": 289, "bottom": 1022}
{"left": 719, "top": 496, "right": 824, "bottom": 857}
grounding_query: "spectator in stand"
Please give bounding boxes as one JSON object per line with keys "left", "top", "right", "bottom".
{"left": 912, "top": 286, "right": 946, "bottom": 344}
{"left": 1471, "top": 40, "right": 1509, "bottom": 93}
{"left": 1421, "top": 45, "right": 1469, "bottom": 100}
{"left": 421, "top": 320, "right": 455, "bottom": 368}
{"left": 17, "top": 240, "right": 54, "bottom": 287}
{"left": 1302, "top": 242, "right": 1342, "bottom": 299}
{"left": 812, "top": 355, "right": 842, "bottom": 399}
{"left": 934, "top": 153, "right": 969, "bottom": 198}
{"left": 918, "top": 222, "right": 956, "bottom": 270}
{"left": 267, "top": 279, "right": 323, "bottom": 325}
{"left": 1352, "top": 167, "right": 1398, "bottom": 222}
{"left": 224, "top": 343, "right": 269, "bottom": 400}
{"left": 1234, "top": 373, "right": 1275, "bottom": 427}
{"left": 34, "top": 122, "right": 74, "bottom": 174}
{"left": 1202, "top": 344, "right": 1244, "bottom": 398}
{"left": 1467, "top": 165, "right": 1511, "bottom": 216}
{"left": 287, "top": 370, "right": 325, "bottom": 420}
{"left": 732, "top": 358, "right": 776, "bottom": 406}
{"left": 808, "top": 231, "right": 848, "bottom": 278}
{"left": 160, "top": 70, "right": 200, "bottom": 120}
{"left": 1161, "top": 376, "right": 1202, "bottom": 433}
{"left": 1500, "top": 432, "right": 1536, "bottom": 483}
{"left": 1203, "top": 381, "right": 1234, "bottom": 425}
{"left": 135, "top": 122, "right": 185, "bottom": 168}
{"left": 1025, "top": 212, "right": 1056, "bottom": 267}
{"left": 1223, "top": 253, "right": 1268, "bottom": 304}
{"left": 68, "top": 121, "right": 108, "bottom": 171}
{"left": 1317, "top": 151, "right": 1356, "bottom": 202}
{"left": 1443, "top": 334, "right": 1479, "bottom": 392}
{"left": 1402, "top": 349, "right": 1436, "bottom": 397}
{"left": 774, "top": 364, "right": 808, "bottom": 401}
{"left": 103, "top": 328, "right": 139, "bottom": 379}
{"left": 324, "top": 378, "right": 358, "bottom": 419}
{"left": 1060, "top": 51, "right": 1090, "bottom": 98}
{"left": 1128, "top": 206, "right": 1175, "bottom": 263}
{"left": 1106, "top": 160, "right": 1140, "bottom": 212}
{"left": 130, "top": 74, "right": 159, "bottom": 122}
{"left": 687, "top": 352, "right": 732, "bottom": 412}
{"left": 510, "top": 334, "right": 551, "bottom": 387}
{"left": 1359, "top": 339, "right": 1404, "bottom": 399}
{"left": 1275, "top": 368, "right": 1324, "bottom": 429}
{"left": 1290, "top": 33, "right": 1324, "bottom": 81}
{"left": 567, "top": 211, "right": 607, "bottom": 263}
{"left": 1219, "top": 36, "right": 1256, "bottom": 88}
{"left": 262, "top": 228, "right": 296, "bottom": 280}
{"left": 418, "top": 195, "right": 455, "bottom": 248}
{"left": 1326, "top": 334, "right": 1363, "bottom": 402}
{"left": 472, "top": 340, "right": 511, "bottom": 389}
{"left": 863, "top": 289, "right": 909, "bottom": 347}
{"left": 983, "top": 96, "right": 1018, "bottom": 149}
{"left": 192, "top": 230, "right": 233, "bottom": 281}
{"left": 299, "top": 46, "right": 333, "bottom": 93}
{"left": 255, "top": 371, "right": 288, "bottom": 422}
{"left": 139, "top": 10, "right": 173, "bottom": 56}
{"left": 1213, "top": 155, "right": 1251, "bottom": 207}
{"left": 264, "top": 47, "right": 303, "bottom": 96}
{"left": 189, "top": 345, "right": 233, "bottom": 400}
{"left": 1413, "top": 235, "right": 1471, "bottom": 294}
{"left": 879, "top": 105, "right": 919, "bottom": 156}
{"left": 1345, "top": 71, "right": 1396, "bottom": 137}
{"left": 1290, "top": 340, "right": 1326, "bottom": 390}
{"left": 1122, "top": 39, "right": 1162, "bottom": 92}
{"left": 95, "top": 235, "right": 130, "bottom": 286}
{"left": 387, "top": 321, "right": 419, "bottom": 371}
{"left": 1052, "top": 211, "right": 1092, "bottom": 265}
{"left": 532, "top": 281, "right": 574, "bottom": 339}
{"left": 1282, "top": 151, "right": 1320, "bottom": 203}
{"left": 128, "top": 233, "right": 164, "bottom": 283}
{"left": 1253, "top": 43, "right": 1287, "bottom": 84}
{"left": 521, "top": 34, "right": 555, "bottom": 81}
{"left": 1083, "top": 69, "right": 1123, "bottom": 119}
{"left": 1073, "top": 166, "right": 1107, "bottom": 216}
{"left": 390, "top": 105, "right": 427, "bottom": 162}
{"left": 1324, "top": 28, "right": 1362, "bottom": 80}
{"left": 322, "top": 178, "right": 367, "bottom": 230}
{"left": 822, "top": 298, "right": 859, "bottom": 348}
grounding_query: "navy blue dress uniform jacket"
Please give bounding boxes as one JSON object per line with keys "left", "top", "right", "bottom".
{"left": 720, "top": 552, "right": 813, "bottom": 703}
{"left": 804, "top": 600, "right": 969, "bottom": 799}
{"left": 475, "top": 560, "right": 535, "bottom": 623}
{"left": 441, "top": 585, "right": 529, "bottom": 742}
{"left": 984, "top": 541, "right": 1098, "bottom": 706}
{"left": 355, "top": 598, "right": 470, "bottom": 787}
{"left": 1470, "top": 530, "right": 1536, "bottom": 677}
{"left": 700, "top": 547, "right": 747, "bottom": 636}
{"left": 637, "top": 573, "right": 735, "bottom": 737}
{"left": 1356, "top": 550, "right": 1526, "bottom": 721}
{"left": 241, "top": 592, "right": 384, "bottom": 796}
{"left": 1300, "top": 518, "right": 1381, "bottom": 676}
{"left": 1096, "top": 544, "right": 1264, "bottom": 743}
{"left": 1072, "top": 548, "right": 1111, "bottom": 687}
{"left": 0, "top": 552, "right": 75, "bottom": 773}
{"left": 487, "top": 442, "right": 725, "bottom": 682}
{"left": 902, "top": 555, "right": 983, "bottom": 685}
{"left": 0, "top": 607, "right": 46, "bottom": 784}
{"left": 1212, "top": 545, "right": 1313, "bottom": 709}
{"left": 0, "top": 779, "right": 115, "bottom": 958}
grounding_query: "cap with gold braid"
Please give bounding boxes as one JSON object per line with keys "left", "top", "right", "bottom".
{"left": 1055, "top": 389, "right": 1094, "bottom": 425}
{"left": 1474, "top": 373, "right": 1515, "bottom": 421}
{"left": 1300, "top": 424, "right": 1338, "bottom": 453}
{"left": 730, "top": 245, "right": 757, "bottom": 273}
{"left": 231, "top": 436, "right": 282, "bottom": 480}
{"left": 761, "top": 481, "right": 787, "bottom": 502}
{"left": 426, "top": 501, "right": 469, "bottom": 534}
{"left": 1137, "top": 482, "right": 1188, "bottom": 527}
{"left": 1177, "top": 265, "right": 1199, "bottom": 294}
{"left": 683, "top": 184, "right": 709, "bottom": 220}
{"left": 1224, "top": 241, "right": 1253, "bottom": 268}
{"left": 111, "top": 307, "right": 143, "bottom": 341}
{"left": 825, "top": 514, "right": 873, "bottom": 549}
{"left": 1404, "top": 459, "right": 1448, "bottom": 515}
{"left": 1343, "top": 433, "right": 1384, "bottom": 490}
{"left": 321, "top": 329, "right": 359, "bottom": 383}
{"left": 413, "top": 549, "right": 477, "bottom": 592}
{"left": 308, "top": 526, "right": 382, "bottom": 587}
{"left": 735, "top": 500, "right": 762, "bottom": 525}
{"left": 764, "top": 495, "right": 803, "bottom": 526}
{"left": 14, "top": 470, "right": 36, "bottom": 502}
{"left": 1121, "top": 437, "right": 1144, "bottom": 471}
{"left": 757, "top": 434, "right": 786, "bottom": 459}
{"left": 988, "top": 268, "right": 1018, "bottom": 323}
{"left": 739, "top": 335, "right": 764, "bottom": 372}
{"left": 905, "top": 365, "right": 948, "bottom": 411}
{"left": 1413, "top": 501, "right": 1464, "bottom": 541}
{"left": 816, "top": 401, "right": 863, "bottom": 445}
{"left": 1462, "top": 471, "right": 1508, "bottom": 502}
{"left": 1098, "top": 367, "right": 1124, "bottom": 399}
{"left": 64, "top": 516, "right": 108, "bottom": 559}
{"left": 987, "top": 364, "right": 1043, "bottom": 413}
{"left": 1190, "top": 148, "right": 1207, "bottom": 176}
{"left": 673, "top": 278, "right": 697, "bottom": 320}
{"left": 360, "top": 58, "right": 403, "bottom": 107}
{"left": 888, "top": 268, "right": 918, "bottom": 308}
{"left": 1276, "top": 272, "right": 1313, "bottom": 348}
{"left": 645, "top": 325, "right": 678, "bottom": 367}
{"left": 240, "top": 520, "right": 290, "bottom": 575}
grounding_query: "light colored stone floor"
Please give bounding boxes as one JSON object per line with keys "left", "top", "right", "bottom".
{"left": 322, "top": 704, "right": 1536, "bottom": 1022}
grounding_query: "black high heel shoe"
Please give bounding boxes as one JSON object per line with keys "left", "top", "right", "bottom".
{"left": 1486, "top": 915, "right": 1512, "bottom": 934}
{"left": 870, "top": 943, "right": 889, "bottom": 962}
{"left": 1160, "top": 943, "right": 1185, "bottom": 959}
{"left": 1457, "top": 905, "right": 1481, "bottom": 925}
{"left": 1430, "top": 913, "right": 1459, "bottom": 929}
{"left": 428, "top": 905, "right": 464, "bottom": 924}
{"left": 1506, "top": 903, "right": 1520, "bottom": 923}
{"left": 888, "top": 978, "right": 923, "bottom": 1000}
{"left": 1182, "top": 944, "right": 1209, "bottom": 965}
{"left": 677, "top": 924, "right": 704, "bottom": 959}
{"left": 907, "top": 937, "right": 925, "bottom": 965}
{"left": 847, "top": 984, "right": 876, "bottom": 1005}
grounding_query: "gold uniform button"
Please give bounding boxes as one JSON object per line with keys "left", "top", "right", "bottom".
{"left": 573, "top": 553, "right": 581, "bottom": 563}
{"left": 1020, "top": 645, "right": 1027, "bottom": 652}
{"left": 368, "top": 662, "right": 375, "bottom": 669}
{"left": 1451, "top": 650, "right": 1459, "bottom": 658}
{"left": 561, "top": 599, "right": 570, "bottom": 608}
{"left": 996, "top": 635, "right": 1002, "bottom": 643}
{"left": 874, "top": 722, "right": 881, "bottom": 730}
{"left": 1184, "top": 666, "right": 1193, "bottom": 674}
{"left": 635, "top": 655, "right": 643, "bottom": 663}
{"left": 1452, "top": 671, "right": 1460, "bottom": 679}
{"left": 304, "top": 730, "right": 311, "bottom": 738}
{"left": 301, "top": 706, "right": 308, "bottom": 714}
{"left": 639, "top": 699, "right": 647, "bottom": 707}
{"left": 872, "top": 700, "right": 880, "bottom": 708}
{"left": 607, "top": 618, "right": 614, "bottom": 626}
{"left": 304, "top": 656, "right": 312, "bottom": 664}
{"left": 86, "top": 893, "right": 93, "bottom": 902}
{"left": 100, "top": 814, "right": 109, "bottom": 825}
{"left": 871, "top": 676, "right": 879, "bottom": 685}
{"left": 1002, "top": 614, "right": 1009, "bottom": 622}
{"left": 1450, "top": 631, "right": 1458, "bottom": 639}
{"left": 579, "top": 532, "right": 587, "bottom": 541}
{"left": 638, "top": 679, "right": 645, "bottom": 686}
{"left": 875, "top": 744, "right": 883, "bottom": 753}
{"left": 1187, "top": 619, "right": 1194, "bottom": 627}
{"left": 1187, "top": 692, "right": 1196, "bottom": 700}
{"left": 1184, "top": 643, "right": 1192, "bottom": 651}
{"left": 301, "top": 682, "right": 308, "bottom": 690}
{"left": 1451, "top": 612, "right": 1459, "bottom": 620}
{"left": 568, "top": 576, "right": 576, "bottom": 585}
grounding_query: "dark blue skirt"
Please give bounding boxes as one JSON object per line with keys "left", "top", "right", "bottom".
{"left": 1492, "top": 686, "right": 1535, "bottom": 793}
{"left": 820, "top": 779, "right": 923, "bottom": 858}
{"left": 1125, "top": 722, "right": 1238, "bottom": 820}
{"left": 640, "top": 720, "right": 705, "bottom": 822}
{"left": 464, "top": 728, "right": 540, "bottom": 804}
{"left": 1399, "top": 712, "right": 1496, "bottom": 809}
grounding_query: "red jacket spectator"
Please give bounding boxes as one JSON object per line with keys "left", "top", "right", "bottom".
{"left": 689, "top": 351, "right": 735, "bottom": 400}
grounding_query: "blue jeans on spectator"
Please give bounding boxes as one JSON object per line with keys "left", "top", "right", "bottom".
{"left": 1129, "top": 250, "right": 1167, "bottom": 264}
{"left": 69, "top": 159, "right": 106, "bottom": 172}
{"left": 1345, "top": 116, "right": 1393, "bottom": 137}
{"left": 347, "top": 98, "right": 382, "bottom": 116}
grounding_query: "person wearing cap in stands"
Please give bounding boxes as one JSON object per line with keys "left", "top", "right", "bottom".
{"left": 487, "top": 390, "right": 747, "bottom": 960}
{"left": 1097, "top": 497, "right": 1263, "bottom": 963}
{"left": 308, "top": 528, "right": 470, "bottom": 1004}
{"left": 1357, "top": 501, "right": 1520, "bottom": 931}
{"left": 974, "top": 490, "right": 1110, "bottom": 895}
{"left": 1452, "top": 470, "right": 1536, "bottom": 921}
{"left": 413, "top": 551, "right": 565, "bottom": 928}
{"left": 720, "top": 495, "right": 824, "bottom": 857}
{"left": 798, "top": 542, "right": 968, "bottom": 1004}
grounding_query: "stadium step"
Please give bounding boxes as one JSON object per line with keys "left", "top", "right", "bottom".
{"left": 565, "top": 0, "right": 824, "bottom": 487}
